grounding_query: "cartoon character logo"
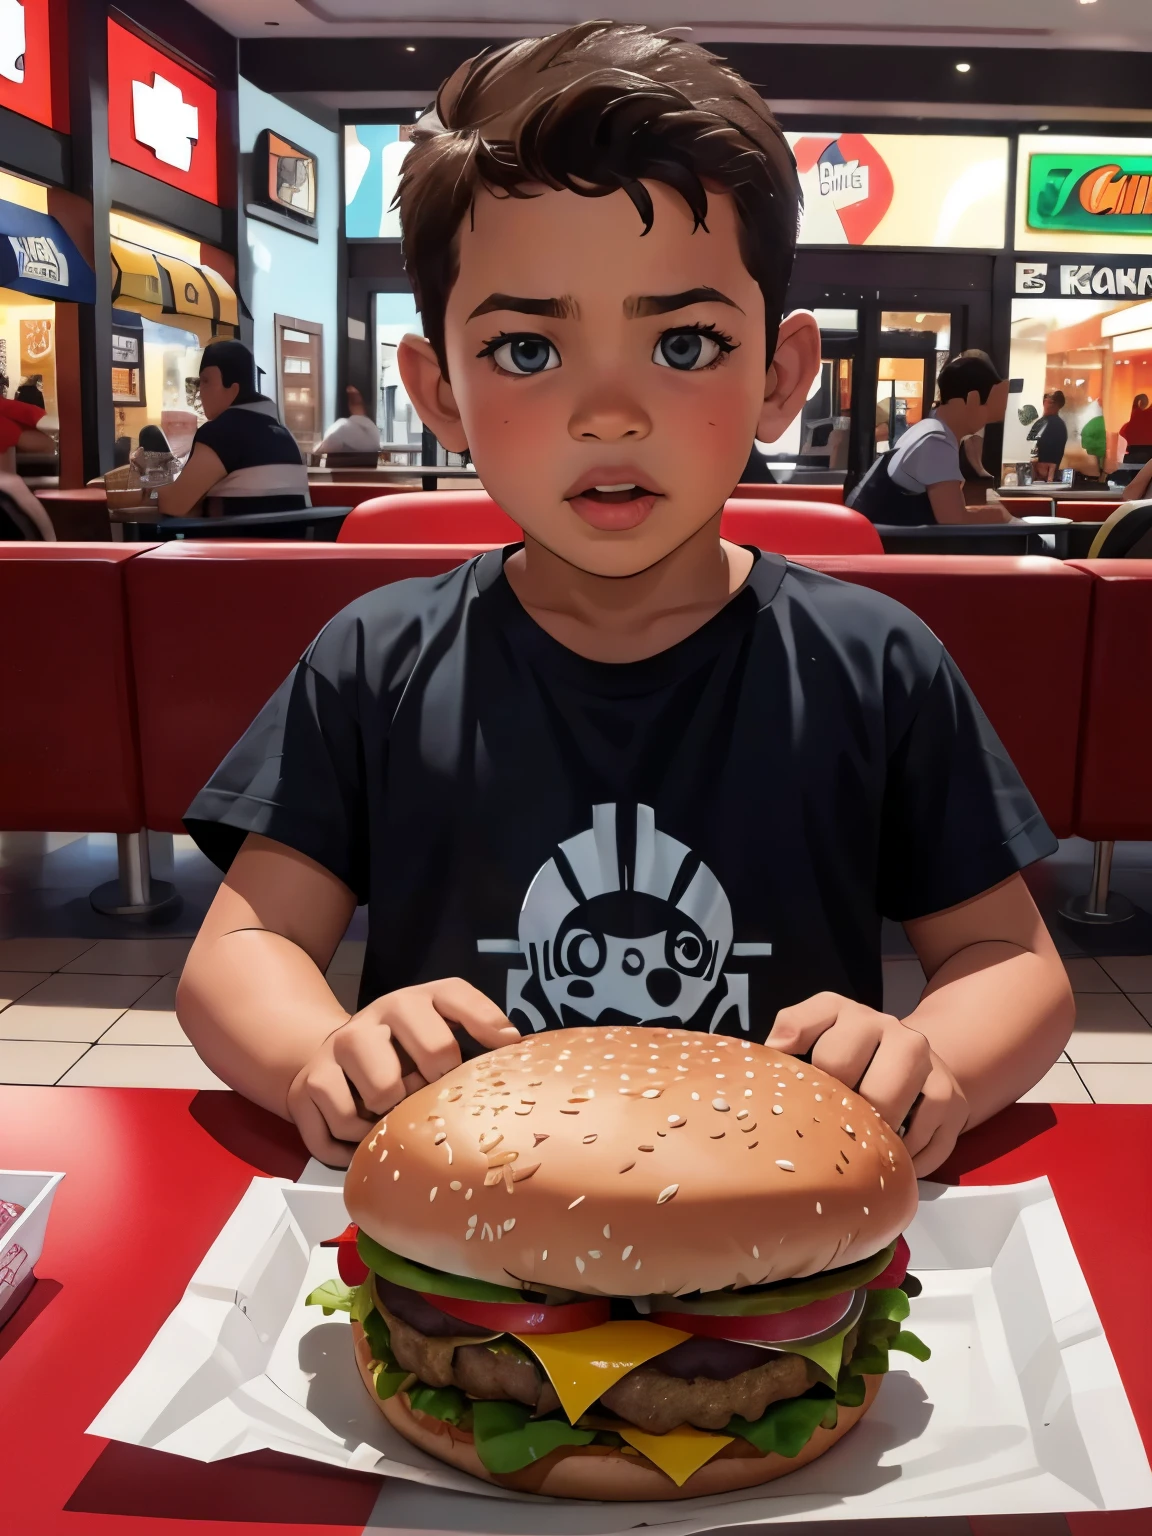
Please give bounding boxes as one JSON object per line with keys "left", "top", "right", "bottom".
{"left": 478, "top": 804, "right": 771, "bottom": 1035}
{"left": 791, "top": 134, "right": 894, "bottom": 245}
{"left": 0, "top": 0, "right": 26, "bottom": 85}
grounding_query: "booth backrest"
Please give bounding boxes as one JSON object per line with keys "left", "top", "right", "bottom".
{"left": 720, "top": 501, "right": 883, "bottom": 555}
{"left": 1065, "top": 560, "right": 1152, "bottom": 841}
{"left": 0, "top": 545, "right": 148, "bottom": 832}
{"left": 1057, "top": 499, "right": 1121, "bottom": 524}
{"left": 794, "top": 555, "right": 1093, "bottom": 839}
{"left": 308, "top": 483, "right": 419, "bottom": 509}
{"left": 339, "top": 490, "right": 879, "bottom": 554}
{"left": 125, "top": 542, "right": 495, "bottom": 832}
{"left": 729, "top": 483, "right": 846, "bottom": 503}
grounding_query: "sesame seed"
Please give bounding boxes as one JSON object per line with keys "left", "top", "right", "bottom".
{"left": 736, "top": 1109, "right": 749, "bottom": 1120}
{"left": 379, "top": 1147, "right": 389, "bottom": 1161}
{"left": 588, "top": 1250, "right": 601, "bottom": 1259}
{"left": 467, "top": 1214, "right": 478, "bottom": 1227}
{"left": 504, "top": 1218, "right": 516, "bottom": 1231}
{"left": 647, "top": 1067, "right": 658, "bottom": 1075}
{"left": 712, "top": 1099, "right": 730, "bottom": 1112}
{"left": 482, "top": 1222, "right": 494, "bottom": 1241}
{"left": 691, "top": 1092, "right": 700, "bottom": 1101}
{"left": 465, "top": 1188, "right": 473, "bottom": 1199}
{"left": 603, "top": 1224, "right": 611, "bottom": 1238}
{"left": 667, "top": 1114, "right": 685, "bottom": 1126}
{"left": 619, "top": 1162, "right": 635, "bottom": 1173}
{"left": 775, "top": 1159, "right": 795, "bottom": 1172}
{"left": 796, "top": 1072, "right": 805, "bottom": 1080}
{"left": 575, "top": 1257, "right": 585, "bottom": 1273}
{"left": 752, "top": 1244, "right": 760, "bottom": 1258}
{"left": 816, "top": 1202, "right": 823, "bottom": 1215}
{"left": 638, "top": 1143, "right": 654, "bottom": 1152}
{"left": 466, "top": 1227, "right": 475, "bottom": 1240}
{"left": 710, "top": 1131, "right": 725, "bottom": 1139}
{"left": 450, "top": 1180, "right": 462, "bottom": 1191}
{"left": 635, "top": 1260, "right": 643, "bottom": 1270}
{"left": 880, "top": 1176, "right": 885, "bottom": 1189}
{"left": 393, "top": 1170, "right": 400, "bottom": 1181}
{"left": 772, "top": 1104, "right": 784, "bottom": 1115}
{"left": 745, "top": 1071, "right": 755, "bottom": 1079}
{"left": 863, "top": 1207, "right": 870, "bottom": 1216}
{"left": 748, "top": 1141, "right": 759, "bottom": 1148}
{"left": 844, "top": 1125, "right": 855, "bottom": 1137}
{"left": 542, "top": 1249, "right": 548, "bottom": 1260}
{"left": 715, "top": 1073, "right": 726, "bottom": 1079}
{"left": 622, "top": 1244, "right": 633, "bottom": 1260}
{"left": 583, "top": 1134, "right": 598, "bottom": 1144}
{"left": 641, "top": 1088, "right": 662, "bottom": 1099}
{"left": 568, "top": 1196, "right": 585, "bottom": 1209}
{"left": 656, "top": 1184, "right": 679, "bottom": 1204}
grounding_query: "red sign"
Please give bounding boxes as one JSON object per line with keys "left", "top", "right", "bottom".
{"left": 106, "top": 19, "right": 218, "bottom": 205}
{"left": 0, "top": 0, "right": 56, "bottom": 128}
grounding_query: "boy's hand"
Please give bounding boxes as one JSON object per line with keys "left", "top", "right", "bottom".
{"left": 765, "top": 992, "right": 968, "bottom": 1176}
{"left": 287, "top": 979, "right": 520, "bottom": 1167}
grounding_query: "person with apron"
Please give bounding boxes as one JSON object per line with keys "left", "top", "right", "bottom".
{"left": 847, "top": 350, "right": 1013, "bottom": 526}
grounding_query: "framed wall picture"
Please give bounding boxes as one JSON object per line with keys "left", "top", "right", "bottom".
{"left": 247, "top": 129, "right": 318, "bottom": 239}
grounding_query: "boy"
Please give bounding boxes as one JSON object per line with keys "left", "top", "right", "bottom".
{"left": 178, "top": 22, "right": 1073, "bottom": 1175}
{"left": 847, "top": 351, "right": 1014, "bottom": 526}
{"left": 1026, "top": 389, "right": 1068, "bottom": 484}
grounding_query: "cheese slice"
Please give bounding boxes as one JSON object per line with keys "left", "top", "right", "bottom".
{"left": 512, "top": 1320, "right": 690, "bottom": 1424}
{"left": 618, "top": 1424, "right": 733, "bottom": 1487}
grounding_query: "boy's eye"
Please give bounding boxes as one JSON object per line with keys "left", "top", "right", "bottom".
{"left": 654, "top": 329, "right": 730, "bottom": 371}
{"left": 485, "top": 335, "right": 560, "bottom": 375}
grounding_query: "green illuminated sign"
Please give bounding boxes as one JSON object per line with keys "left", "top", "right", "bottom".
{"left": 1027, "top": 152, "right": 1152, "bottom": 235}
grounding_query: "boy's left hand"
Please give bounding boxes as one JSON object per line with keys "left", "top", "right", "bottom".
{"left": 765, "top": 993, "right": 968, "bottom": 1176}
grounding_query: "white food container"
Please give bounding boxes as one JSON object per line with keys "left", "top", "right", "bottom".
{"left": 0, "top": 1170, "right": 65, "bottom": 1328}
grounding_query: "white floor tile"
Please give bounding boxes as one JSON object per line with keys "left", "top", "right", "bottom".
{"left": 60, "top": 939, "right": 194, "bottom": 976}
{"left": 1063, "top": 957, "right": 1119, "bottom": 994}
{"left": 881, "top": 959, "right": 925, "bottom": 1018}
{"left": 0, "top": 1039, "right": 88, "bottom": 1084}
{"left": 131, "top": 977, "right": 179, "bottom": 1011}
{"left": 0, "top": 1003, "right": 129, "bottom": 1043}
{"left": 14, "top": 972, "right": 156, "bottom": 1009}
{"left": 57, "top": 1044, "right": 228, "bottom": 1089}
{"left": 1066, "top": 1021, "right": 1152, "bottom": 1063}
{"left": 99, "top": 1011, "right": 191, "bottom": 1046}
{"left": 1096, "top": 955, "right": 1152, "bottom": 992}
{"left": 1069, "top": 992, "right": 1148, "bottom": 1028}
{"left": 1017, "top": 1062, "right": 1092, "bottom": 1104}
{"left": 0, "top": 973, "right": 50, "bottom": 1009}
{"left": 327, "top": 940, "right": 366, "bottom": 976}
{"left": 1076, "top": 1063, "right": 1152, "bottom": 1103}
{"left": 0, "top": 938, "right": 97, "bottom": 972}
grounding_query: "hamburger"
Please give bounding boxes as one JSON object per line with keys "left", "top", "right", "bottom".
{"left": 308, "top": 1026, "right": 928, "bottom": 1499}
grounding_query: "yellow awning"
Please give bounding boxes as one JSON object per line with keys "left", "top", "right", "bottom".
{"left": 200, "top": 263, "right": 238, "bottom": 330}
{"left": 155, "top": 252, "right": 216, "bottom": 324}
{"left": 110, "top": 238, "right": 163, "bottom": 309}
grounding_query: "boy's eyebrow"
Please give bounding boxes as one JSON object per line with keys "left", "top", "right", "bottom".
{"left": 467, "top": 293, "right": 579, "bottom": 320}
{"left": 627, "top": 287, "right": 743, "bottom": 318}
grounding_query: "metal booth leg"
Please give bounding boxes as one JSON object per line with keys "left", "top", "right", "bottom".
{"left": 90, "top": 831, "right": 179, "bottom": 917}
{"left": 1060, "top": 840, "right": 1136, "bottom": 925}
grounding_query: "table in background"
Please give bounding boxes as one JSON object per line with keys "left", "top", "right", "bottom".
{"left": 877, "top": 518, "right": 1084, "bottom": 557}
{"left": 111, "top": 505, "right": 353, "bottom": 541}
{"left": 33, "top": 487, "right": 113, "bottom": 541}
{"left": 0, "top": 1086, "right": 1147, "bottom": 1536}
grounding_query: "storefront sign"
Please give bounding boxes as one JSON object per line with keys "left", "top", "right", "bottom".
{"left": 7, "top": 230, "right": 66, "bottom": 286}
{"left": 1016, "top": 259, "right": 1152, "bottom": 298}
{"left": 1027, "top": 152, "right": 1152, "bottom": 236}
{"left": 0, "top": 0, "right": 55, "bottom": 128}
{"left": 0, "top": 197, "right": 95, "bottom": 302}
{"left": 107, "top": 19, "right": 218, "bottom": 205}
{"left": 787, "top": 132, "right": 1009, "bottom": 248}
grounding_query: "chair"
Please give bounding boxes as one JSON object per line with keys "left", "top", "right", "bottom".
{"left": 338, "top": 490, "right": 881, "bottom": 554}
{"left": 1085, "top": 501, "right": 1152, "bottom": 559}
{"left": 323, "top": 451, "right": 381, "bottom": 470}
{"left": 121, "top": 507, "right": 353, "bottom": 542}
{"left": 0, "top": 488, "right": 46, "bottom": 540}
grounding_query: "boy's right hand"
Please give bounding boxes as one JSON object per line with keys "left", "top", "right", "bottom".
{"left": 287, "top": 979, "right": 520, "bottom": 1167}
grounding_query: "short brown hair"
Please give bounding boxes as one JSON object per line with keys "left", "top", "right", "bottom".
{"left": 396, "top": 21, "right": 801, "bottom": 373}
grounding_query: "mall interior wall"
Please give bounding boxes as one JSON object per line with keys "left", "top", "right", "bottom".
{"left": 238, "top": 78, "right": 338, "bottom": 430}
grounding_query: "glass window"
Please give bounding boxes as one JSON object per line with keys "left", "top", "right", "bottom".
{"left": 1006, "top": 296, "right": 1152, "bottom": 480}
{"left": 345, "top": 126, "right": 414, "bottom": 239}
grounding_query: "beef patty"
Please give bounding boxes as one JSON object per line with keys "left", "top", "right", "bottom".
{"left": 377, "top": 1296, "right": 820, "bottom": 1435}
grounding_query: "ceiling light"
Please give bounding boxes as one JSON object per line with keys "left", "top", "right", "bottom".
{"left": 405, "top": 44, "right": 416, "bottom": 51}
{"left": 955, "top": 61, "right": 971, "bottom": 73}
{"left": 1079, "top": 1, "right": 1097, "bottom": 6}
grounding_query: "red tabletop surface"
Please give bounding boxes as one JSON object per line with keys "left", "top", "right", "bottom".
{"left": 1, "top": 1088, "right": 1148, "bottom": 1536}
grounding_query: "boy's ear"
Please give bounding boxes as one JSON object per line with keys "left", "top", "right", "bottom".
{"left": 396, "top": 335, "right": 469, "bottom": 454}
{"left": 755, "top": 311, "right": 822, "bottom": 445}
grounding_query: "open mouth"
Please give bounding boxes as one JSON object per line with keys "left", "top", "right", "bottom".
{"left": 577, "top": 483, "right": 655, "bottom": 506}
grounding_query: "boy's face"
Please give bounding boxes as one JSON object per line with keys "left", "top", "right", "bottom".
{"left": 400, "top": 181, "right": 817, "bottom": 577}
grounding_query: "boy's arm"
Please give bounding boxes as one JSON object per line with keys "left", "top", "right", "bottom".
{"left": 902, "top": 871, "right": 1074, "bottom": 1126}
{"left": 177, "top": 833, "right": 518, "bottom": 1165}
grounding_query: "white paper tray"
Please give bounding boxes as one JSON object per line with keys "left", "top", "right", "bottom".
{"left": 89, "top": 1175, "right": 1152, "bottom": 1532}
{"left": 0, "top": 1169, "right": 65, "bottom": 1328}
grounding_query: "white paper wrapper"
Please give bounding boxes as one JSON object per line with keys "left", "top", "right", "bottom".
{"left": 89, "top": 1176, "right": 1152, "bottom": 1531}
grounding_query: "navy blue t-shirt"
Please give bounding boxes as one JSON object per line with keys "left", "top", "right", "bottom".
{"left": 186, "top": 549, "right": 1056, "bottom": 1038}
{"left": 193, "top": 398, "right": 309, "bottom": 514}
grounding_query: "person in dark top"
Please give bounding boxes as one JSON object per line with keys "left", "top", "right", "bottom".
{"left": 1026, "top": 390, "right": 1068, "bottom": 482}
{"left": 156, "top": 339, "right": 309, "bottom": 518}
{"left": 178, "top": 21, "right": 1073, "bottom": 1174}
{"left": 847, "top": 352, "right": 1013, "bottom": 526}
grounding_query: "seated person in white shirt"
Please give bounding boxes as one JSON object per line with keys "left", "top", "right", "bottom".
{"left": 315, "top": 386, "right": 381, "bottom": 458}
{"left": 848, "top": 351, "right": 1013, "bottom": 526}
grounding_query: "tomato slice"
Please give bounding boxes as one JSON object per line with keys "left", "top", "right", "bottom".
{"left": 866, "top": 1235, "right": 910, "bottom": 1292}
{"left": 652, "top": 1290, "right": 854, "bottom": 1343}
{"left": 423, "top": 1293, "right": 611, "bottom": 1335}
{"left": 321, "top": 1223, "right": 369, "bottom": 1286}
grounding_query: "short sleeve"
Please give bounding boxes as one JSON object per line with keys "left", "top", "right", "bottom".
{"left": 892, "top": 428, "right": 962, "bottom": 491}
{"left": 184, "top": 658, "right": 369, "bottom": 902}
{"left": 192, "top": 415, "right": 240, "bottom": 473}
{"left": 877, "top": 649, "right": 1057, "bottom": 922}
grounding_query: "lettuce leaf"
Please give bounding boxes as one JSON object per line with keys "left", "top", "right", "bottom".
{"left": 408, "top": 1384, "right": 470, "bottom": 1425}
{"left": 663, "top": 1244, "right": 896, "bottom": 1317}
{"left": 471, "top": 1400, "right": 597, "bottom": 1474}
{"left": 305, "top": 1278, "right": 357, "bottom": 1316}
{"left": 727, "top": 1388, "right": 839, "bottom": 1458}
{"left": 357, "top": 1231, "right": 527, "bottom": 1304}
{"left": 836, "top": 1287, "right": 930, "bottom": 1404}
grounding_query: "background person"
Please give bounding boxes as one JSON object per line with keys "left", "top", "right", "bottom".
{"left": 1026, "top": 390, "right": 1067, "bottom": 482}
{"left": 156, "top": 340, "right": 309, "bottom": 518}
{"left": 847, "top": 351, "right": 1013, "bottom": 525}
{"left": 1119, "top": 392, "right": 1152, "bottom": 465}
{"left": 315, "top": 385, "right": 382, "bottom": 458}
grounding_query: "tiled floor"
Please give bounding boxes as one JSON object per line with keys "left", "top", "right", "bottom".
{"left": 2, "top": 831, "right": 1152, "bottom": 1102}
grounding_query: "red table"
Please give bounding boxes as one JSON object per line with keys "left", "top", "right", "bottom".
{"left": 1, "top": 1088, "right": 1148, "bottom": 1536}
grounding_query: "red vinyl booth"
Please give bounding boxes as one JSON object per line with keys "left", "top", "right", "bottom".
{"left": 794, "top": 555, "right": 1093, "bottom": 839}
{"left": 338, "top": 489, "right": 881, "bottom": 554}
{"left": 729, "top": 483, "right": 845, "bottom": 503}
{"left": 126, "top": 543, "right": 493, "bottom": 832}
{"left": 0, "top": 545, "right": 147, "bottom": 833}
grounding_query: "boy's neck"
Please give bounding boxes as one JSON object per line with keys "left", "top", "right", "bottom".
{"left": 933, "top": 399, "right": 973, "bottom": 440}
{"left": 502, "top": 512, "right": 755, "bottom": 664}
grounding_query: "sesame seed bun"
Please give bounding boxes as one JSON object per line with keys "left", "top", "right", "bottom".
{"left": 345, "top": 1027, "right": 918, "bottom": 1298}
{"left": 353, "top": 1318, "right": 882, "bottom": 1499}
